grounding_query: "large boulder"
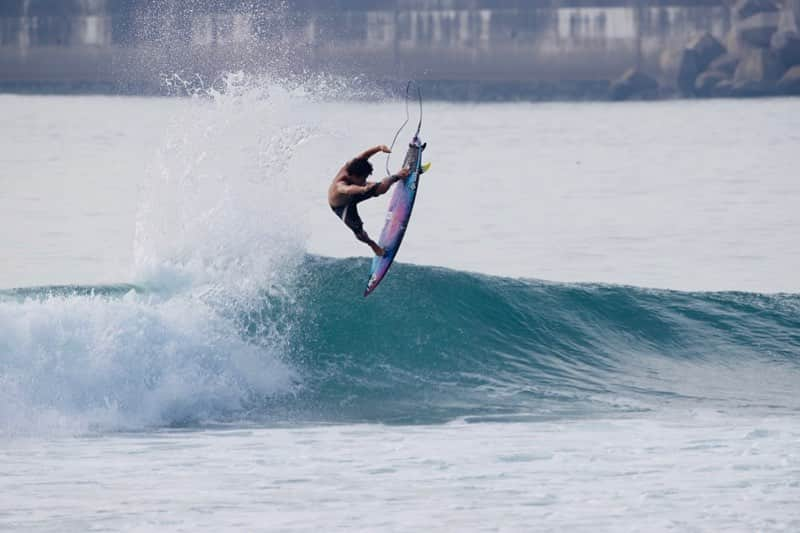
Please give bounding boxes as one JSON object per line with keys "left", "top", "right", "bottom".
{"left": 771, "top": 30, "right": 800, "bottom": 67}
{"left": 777, "top": 2, "right": 800, "bottom": 33}
{"left": 609, "top": 68, "right": 659, "bottom": 101}
{"left": 686, "top": 32, "right": 727, "bottom": 72}
{"left": 731, "top": 79, "right": 778, "bottom": 96}
{"left": 686, "top": 32, "right": 725, "bottom": 71}
{"left": 712, "top": 79, "right": 735, "bottom": 97}
{"left": 676, "top": 49, "right": 700, "bottom": 95}
{"left": 737, "top": 12, "right": 781, "bottom": 48}
{"left": 725, "top": 27, "right": 745, "bottom": 55}
{"left": 792, "top": 0, "right": 800, "bottom": 28}
{"left": 732, "top": 48, "right": 783, "bottom": 95}
{"left": 674, "top": 33, "right": 727, "bottom": 96}
{"left": 735, "top": 48, "right": 784, "bottom": 81}
{"left": 777, "top": 64, "right": 800, "bottom": 93}
{"left": 709, "top": 53, "right": 740, "bottom": 75}
{"left": 733, "top": 0, "right": 780, "bottom": 21}
{"left": 695, "top": 70, "right": 730, "bottom": 97}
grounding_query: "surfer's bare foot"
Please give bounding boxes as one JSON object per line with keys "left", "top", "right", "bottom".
{"left": 371, "top": 245, "right": 385, "bottom": 257}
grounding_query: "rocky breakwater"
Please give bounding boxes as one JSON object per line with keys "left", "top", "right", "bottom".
{"left": 681, "top": 0, "right": 800, "bottom": 97}
{"left": 611, "top": 0, "right": 800, "bottom": 99}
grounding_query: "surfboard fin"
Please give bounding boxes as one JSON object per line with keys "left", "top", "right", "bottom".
{"left": 421, "top": 162, "right": 431, "bottom": 174}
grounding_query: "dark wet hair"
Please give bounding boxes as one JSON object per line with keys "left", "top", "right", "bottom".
{"left": 347, "top": 158, "right": 373, "bottom": 178}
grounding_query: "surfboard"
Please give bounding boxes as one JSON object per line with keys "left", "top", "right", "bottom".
{"left": 364, "top": 136, "right": 428, "bottom": 296}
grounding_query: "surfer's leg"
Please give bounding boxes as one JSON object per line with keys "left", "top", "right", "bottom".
{"left": 355, "top": 230, "right": 384, "bottom": 256}
{"left": 342, "top": 203, "right": 384, "bottom": 256}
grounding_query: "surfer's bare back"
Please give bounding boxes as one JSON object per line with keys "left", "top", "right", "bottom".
{"left": 328, "top": 145, "right": 410, "bottom": 257}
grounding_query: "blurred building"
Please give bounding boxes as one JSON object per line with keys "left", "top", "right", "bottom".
{"left": 1, "top": 0, "right": 795, "bottom": 97}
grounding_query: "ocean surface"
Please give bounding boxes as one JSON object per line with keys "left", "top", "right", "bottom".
{"left": 1, "top": 79, "right": 799, "bottom": 531}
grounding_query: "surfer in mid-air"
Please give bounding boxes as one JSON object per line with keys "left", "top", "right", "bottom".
{"left": 328, "top": 144, "right": 409, "bottom": 256}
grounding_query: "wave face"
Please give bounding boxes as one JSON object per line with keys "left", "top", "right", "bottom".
{"left": 282, "top": 257, "right": 800, "bottom": 423}
{"left": 3, "top": 258, "right": 798, "bottom": 433}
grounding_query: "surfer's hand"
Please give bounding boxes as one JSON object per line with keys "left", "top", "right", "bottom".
{"left": 395, "top": 167, "right": 411, "bottom": 179}
{"left": 378, "top": 145, "right": 391, "bottom": 153}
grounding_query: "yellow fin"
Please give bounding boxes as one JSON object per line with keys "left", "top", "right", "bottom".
{"left": 421, "top": 162, "right": 432, "bottom": 173}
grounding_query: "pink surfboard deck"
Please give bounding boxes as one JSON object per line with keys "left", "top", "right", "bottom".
{"left": 364, "top": 136, "right": 427, "bottom": 296}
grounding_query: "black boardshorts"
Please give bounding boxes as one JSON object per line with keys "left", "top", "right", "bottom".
{"left": 330, "top": 185, "right": 379, "bottom": 240}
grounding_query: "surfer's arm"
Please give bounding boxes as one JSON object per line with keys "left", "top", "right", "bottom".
{"left": 336, "top": 182, "right": 373, "bottom": 196}
{"left": 355, "top": 145, "right": 391, "bottom": 160}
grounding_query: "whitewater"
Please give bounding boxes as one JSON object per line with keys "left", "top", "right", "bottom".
{"left": 1, "top": 80, "right": 799, "bottom": 531}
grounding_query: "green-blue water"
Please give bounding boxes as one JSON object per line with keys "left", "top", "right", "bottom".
{"left": 4, "top": 257, "right": 798, "bottom": 430}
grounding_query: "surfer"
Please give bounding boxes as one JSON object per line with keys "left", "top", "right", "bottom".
{"left": 328, "top": 144, "right": 410, "bottom": 256}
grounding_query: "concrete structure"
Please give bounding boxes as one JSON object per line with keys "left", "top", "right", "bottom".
{"left": 0, "top": 0, "right": 772, "bottom": 97}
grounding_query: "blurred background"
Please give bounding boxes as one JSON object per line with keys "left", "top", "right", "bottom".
{"left": 1, "top": 0, "right": 799, "bottom": 99}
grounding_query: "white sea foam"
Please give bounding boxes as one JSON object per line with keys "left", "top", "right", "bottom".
{"left": 0, "top": 290, "right": 295, "bottom": 436}
{"left": 0, "top": 73, "right": 355, "bottom": 436}
{"left": 133, "top": 72, "right": 316, "bottom": 297}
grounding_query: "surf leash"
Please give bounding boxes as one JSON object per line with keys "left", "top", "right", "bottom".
{"left": 413, "top": 82, "right": 423, "bottom": 137}
{"left": 385, "top": 81, "right": 423, "bottom": 177}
